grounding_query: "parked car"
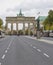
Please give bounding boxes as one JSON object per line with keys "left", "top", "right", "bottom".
{"left": 43, "top": 30, "right": 53, "bottom": 37}
{"left": 49, "top": 32, "right": 53, "bottom": 37}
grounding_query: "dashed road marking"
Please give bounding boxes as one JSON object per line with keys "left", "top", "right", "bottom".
{"left": 7, "top": 47, "right": 9, "bottom": 50}
{"left": 7, "top": 38, "right": 14, "bottom": 50}
{"left": 7, "top": 39, "right": 13, "bottom": 50}
{"left": 0, "top": 37, "right": 14, "bottom": 65}
{"left": 0, "top": 63, "right": 1, "bottom": 65}
{"left": 37, "top": 49, "right": 41, "bottom": 52}
{"left": 33, "top": 46, "right": 36, "bottom": 49}
{"left": 8, "top": 43, "right": 11, "bottom": 48}
{"left": 30, "top": 44, "right": 32, "bottom": 46}
{"left": 43, "top": 53, "right": 50, "bottom": 58}
{"left": 2, "top": 54, "right": 5, "bottom": 59}
{"left": 5, "top": 50, "right": 7, "bottom": 53}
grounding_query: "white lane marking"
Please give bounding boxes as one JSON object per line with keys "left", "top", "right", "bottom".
{"left": 33, "top": 46, "right": 36, "bottom": 49}
{"left": 30, "top": 44, "right": 32, "bottom": 46}
{"left": 7, "top": 38, "right": 14, "bottom": 50}
{"left": 43, "top": 53, "right": 50, "bottom": 58}
{"left": 37, "top": 49, "right": 41, "bottom": 52}
{"left": 8, "top": 42, "right": 11, "bottom": 48}
{"left": 5, "top": 50, "right": 7, "bottom": 53}
{"left": 0, "top": 63, "right": 1, "bottom": 65}
{"left": 2, "top": 54, "right": 5, "bottom": 59}
{"left": 7, "top": 47, "right": 9, "bottom": 50}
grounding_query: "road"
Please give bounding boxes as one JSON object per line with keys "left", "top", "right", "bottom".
{"left": 0, "top": 36, "right": 53, "bottom": 65}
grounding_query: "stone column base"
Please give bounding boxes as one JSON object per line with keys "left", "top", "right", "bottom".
{"left": 36, "top": 31, "right": 41, "bottom": 39}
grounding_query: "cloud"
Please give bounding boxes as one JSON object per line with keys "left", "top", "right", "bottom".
{"left": 0, "top": 0, "right": 53, "bottom": 25}
{"left": 5, "top": 0, "right": 53, "bottom": 18}
{"left": 9, "top": 0, "right": 53, "bottom": 11}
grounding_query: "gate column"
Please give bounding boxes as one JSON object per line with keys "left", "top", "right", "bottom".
{"left": 11, "top": 23, "right": 13, "bottom": 34}
{"left": 16, "top": 23, "right": 18, "bottom": 34}
{"left": 28, "top": 23, "right": 30, "bottom": 35}
{"left": 23, "top": 23, "right": 25, "bottom": 35}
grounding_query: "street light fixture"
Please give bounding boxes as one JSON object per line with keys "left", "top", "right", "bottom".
{"left": 36, "top": 12, "right": 41, "bottom": 39}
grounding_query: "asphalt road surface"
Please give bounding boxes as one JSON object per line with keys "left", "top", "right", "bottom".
{"left": 0, "top": 36, "right": 53, "bottom": 65}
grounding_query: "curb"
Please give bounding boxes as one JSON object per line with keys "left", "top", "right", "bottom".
{"left": 24, "top": 36, "right": 53, "bottom": 44}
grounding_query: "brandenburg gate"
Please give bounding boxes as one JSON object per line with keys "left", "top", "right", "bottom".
{"left": 6, "top": 10, "right": 36, "bottom": 35}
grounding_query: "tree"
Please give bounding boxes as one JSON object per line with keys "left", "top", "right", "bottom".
{"left": 43, "top": 10, "right": 53, "bottom": 30}
{"left": 5, "top": 24, "right": 7, "bottom": 30}
{"left": 30, "top": 31, "right": 33, "bottom": 36}
{"left": 18, "top": 30, "right": 23, "bottom": 35}
{"left": 13, "top": 30, "right": 17, "bottom": 35}
{"left": 25, "top": 29, "right": 28, "bottom": 35}
{"left": 0, "top": 18, "right": 3, "bottom": 28}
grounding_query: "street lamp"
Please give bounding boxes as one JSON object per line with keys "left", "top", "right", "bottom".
{"left": 36, "top": 12, "right": 41, "bottom": 39}
{"left": 37, "top": 17, "right": 40, "bottom": 30}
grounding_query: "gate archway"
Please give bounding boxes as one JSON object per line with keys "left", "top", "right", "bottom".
{"left": 6, "top": 10, "right": 36, "bottom": 35}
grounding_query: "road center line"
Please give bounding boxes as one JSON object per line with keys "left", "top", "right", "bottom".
{"left": 5, "top": 50, "right": 7, "bottom": 53}
{"left": 7, "top": 47, "right": 9, "bottom": 50}
{"left": 33, "top": 46, "right": 36, "bottom": 49}
{"left": 0, "top": 63, "right": 1, "bottom": 65}
{"left": 37, "top": 49, "right": 41, "bottom": 52}
{"left": 8, "top": 42, "right": 12, "bottom": 48}
{"left": 43, "top": 53, "right": 50, "bottom": 58}
{"left": 30, "top": 44, "right": 32, "bottom": 46}
{"left": 2, "top": 54, "right": 5, "bottom": 59}
{"left": 7, "top": 38, "right": 14, "bottom": 50}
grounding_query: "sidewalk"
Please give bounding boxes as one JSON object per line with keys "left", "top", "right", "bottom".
{"left": 24, "top": 36, "right": 53, "bottom": 44}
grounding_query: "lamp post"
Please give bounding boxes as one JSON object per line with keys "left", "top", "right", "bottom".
{"left": 36, "top": 13, "right": 41, "bottom": 39}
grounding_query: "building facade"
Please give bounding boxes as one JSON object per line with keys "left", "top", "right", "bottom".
{"left": 6, "top": 10, "right": 36, "bottom": 35}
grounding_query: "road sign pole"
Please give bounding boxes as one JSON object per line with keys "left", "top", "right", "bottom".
{"left": 36, "top": 17, "right": 41, "bottom": 39}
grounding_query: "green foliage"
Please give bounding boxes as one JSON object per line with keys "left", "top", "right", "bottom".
{"left": 0, "top": 18, "right": 3, "bottom": 28}
{"left": 5, "top": 24, "right": 7, "bottom": 30}
{"left": 8, "top": 31, "right": 11, "bottom": 35}
{"left": 25, "top": 29, "right": 28, "bottom": 35}
{"left": 13, "top": 30, "right": 17, "bottom": 35}
{"left": 43, "top": 10, "right": 53, "bottom": 30}
{"left": 48, "top": 10, "right": 53, "bottom": 25}
{"left": 18, "top": 30, "right": 23, "bottom": 35}
{"left": 25, "top": 29, "right": 33, "bottom": 35}
{"left": 30, "top": 31, "right": 33, "bottom": 35}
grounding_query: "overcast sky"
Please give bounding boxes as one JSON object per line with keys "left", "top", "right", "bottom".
{"left": 0, "top": 0, "right": 53, "bottom": 25}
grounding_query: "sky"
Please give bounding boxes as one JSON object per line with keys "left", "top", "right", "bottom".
{"left": 0, "top": 0, "right": 53, "bottom": 25}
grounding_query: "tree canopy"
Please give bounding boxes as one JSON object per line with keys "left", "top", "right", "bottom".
{"left": 43, "top": 10, "right": 53, "bottom": 30}
{"left": 0, "top": 18, "right": 3, "bottom": 28}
